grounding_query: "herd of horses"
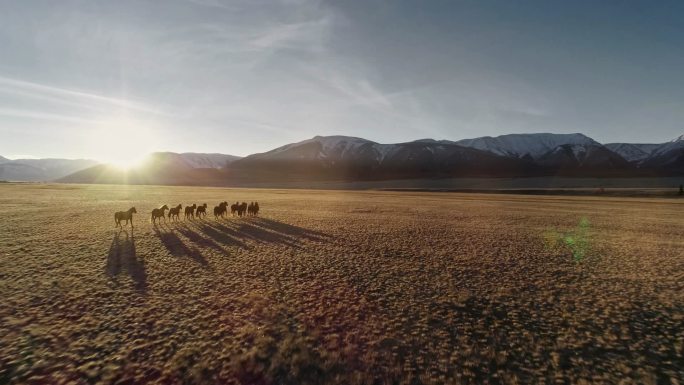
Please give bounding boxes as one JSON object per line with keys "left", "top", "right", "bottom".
{"left": 114, "top": 201, "right": 260, "bottom": 228}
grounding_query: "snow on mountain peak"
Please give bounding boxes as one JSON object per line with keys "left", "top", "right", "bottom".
{"left": 179, "top": 153, "right": 240, "bottom": 169}
{"left": 455, "top": 133, "right": 598, "bottom": 159}
{"left": 649, "top": 133, "right": 684, "bottom": 157}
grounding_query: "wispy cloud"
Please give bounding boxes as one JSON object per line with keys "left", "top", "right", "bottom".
{"left": 0, "top": 76, "right": 166, "bottom": 116}
{"left": 182, "top": 0, "right": 236, "bottom": 10}
{"left": 249, "top": 17, "right": 332, "bottom": 53}
{"left": 0, "top": 107, "right": 105, "bottom": 125}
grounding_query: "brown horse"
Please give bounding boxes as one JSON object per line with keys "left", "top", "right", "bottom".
{"left": 238, "top": 202, "right": 248, "bottom": 217}
{"left": 248, "top": 201, "right": 259, "bottom": 216}
{"left": 184, "top": 204, "right": 197, "bottom": 219}
{"left": 196, "top": 203, "right": 208, "bottom": 219}
{"left": 115, "top": 207, "right": 137, "bottom": 228}
{"left": 151, "top": 205, "right": 169, "bottom": 224}
{"left": 231, "top": 202, "right": 239, "bottom": 216}
{"left": 214, "top": 201, "right": 228, "bottom": 219}
{"left": 168, "top": 204, "right": 182, "bottom": 221}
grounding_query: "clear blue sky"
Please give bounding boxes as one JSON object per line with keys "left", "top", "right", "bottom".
{"left": 1, "top": 0, "right": 683, "bottom": 160}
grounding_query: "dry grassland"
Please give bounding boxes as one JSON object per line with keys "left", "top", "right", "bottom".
{"left": 1, "top": 184, "right": 683, "bottom": 384}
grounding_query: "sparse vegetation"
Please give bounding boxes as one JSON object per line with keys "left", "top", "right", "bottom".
{"left": 0, "top": 184, "right": 683, "bottom": 384}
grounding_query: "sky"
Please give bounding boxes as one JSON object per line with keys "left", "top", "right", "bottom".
{"left": 1, "top": 0, "right": 683, "bottom": 161}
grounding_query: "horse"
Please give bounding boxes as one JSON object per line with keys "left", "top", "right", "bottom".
{"left": 168, "top": 204, "right": 182, "bottom": 222}
{"left": 184, "top": 204, "right": 197, "bottom": 219}
{"left": 196, "top": 203, "right": 208, "bottom": 219}
{"left": 214, "top": 201, "right": 228, "bottom": 219}
{"left": 230, "top": 202, "right": 239, "bottom": 216}
{"left": 237, "top": 202, "right": 248, "bottom": 217}
{"left": 253, "top": 201, "right": 259, "bottom": 216}
{"left": 115, "top": 207, "right": 137, "bottom": 228}
{"left": 248, "top": 202, "right": 256, "bottom": 216}
{"left": 151, "top": 205, "right": 169, "bottom": 224}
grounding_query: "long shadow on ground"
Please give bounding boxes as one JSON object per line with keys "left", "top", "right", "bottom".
{"left": 153, "top": 225, "right": 209, "bottom": 267}
{"left": 156, "top": 217, "right": 329, "bottom": 250}
{"left": 175, "top": 223, "right": 224, "bottom": 251}
{"left": 193, "top": 221, "right": 249, "bottom": 249}
{"left": 230, "top": 220, "right": 301, "bottom": 248}
{"left": 250, "top": 217, "right": 331, "bottom": 241}
{"left": 106, "top": 229, "right": 147, "bottom": 293}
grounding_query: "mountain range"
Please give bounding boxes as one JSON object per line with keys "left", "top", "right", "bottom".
{"left": 3, "top": 132, "right": 683, "bottom": 184}
{"left": 0, "top": 157, "right": 98, "bottom": 182}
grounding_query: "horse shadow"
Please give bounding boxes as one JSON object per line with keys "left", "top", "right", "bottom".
{"left": 199, "top": 217, "right": 331, "bottom": 248}
{"left": 230, "top": 220, "right": 301, "bottom": 248}
{"left": 250, "top": 218, "right": 331, "bottom": 241}
{"left": 153, "top": 226, "right": 209, "bottom": 267}
{"left": 106, "top": 229, "right": 147, "bottom": 293}
{"left": 194, "top": 221, "right": 249, "bottom": 249}
{"left": 175, "top": 223, "right": 224, "bottom": 251}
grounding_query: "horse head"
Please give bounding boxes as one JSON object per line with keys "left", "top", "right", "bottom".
{"left": 130, "top": 207, "right": 137, "bottom": 214}
{"left": 161, "top": 204, "right": 169, "bottom": 211}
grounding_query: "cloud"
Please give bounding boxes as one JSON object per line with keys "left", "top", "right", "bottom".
{"left": 0, "top": 76, "right": 165, "bottom": 116}
{"left": 249, "top": 17, "right": 333, "bottom": 53}
{"left": 0, "top": 107, "right": 106, "bottom": 125}
{"left": 182, "top": 0, "right": 236, "bottom": 10}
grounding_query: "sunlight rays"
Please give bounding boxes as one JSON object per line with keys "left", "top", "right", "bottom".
{"left": 86, "top": 119, "right": 157, "bottom": 169}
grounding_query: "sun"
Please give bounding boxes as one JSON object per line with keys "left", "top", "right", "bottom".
{"left": 87, "top": 121, "right": 157, "bottom": 170}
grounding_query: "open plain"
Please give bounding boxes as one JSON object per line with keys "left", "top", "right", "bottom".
{"left": 1, "top": 183, "right": 683, "bottom": 384}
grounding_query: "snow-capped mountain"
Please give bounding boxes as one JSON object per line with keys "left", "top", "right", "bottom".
{"left": 55, "top": 132, "right": 684, "bottom": 185}
{"left": 639, "top": 134, "right": 684, "bottom": 170}
{"left": 248, "top": 135, "right": 378, "bottom": 162}
{"left": 649, "top": 134, "right": 684, "bottom": 158}
{"left": 177, "top": 153, "right": 241, "bottom": 169}
{"left": 536, "top": 144, "right": 630, "bottom": 169}
{"left": 454, "top": 133, "right": 599, "bottom": 159}
{"left": 0, "top": 157, "right": 99, "bottom": 181}
{"left": 0, "top": 151, "right": 241, "bottom": 182}
{"left": 604, "top": 143, "right": 661, "bottom": 163}
{"left": 59, "top": 151, "right": 240, "bottom": 185}
{"left": 230, "top": 135, "right": 533, "bottom": 179}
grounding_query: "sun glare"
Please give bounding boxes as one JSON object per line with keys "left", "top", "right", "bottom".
{"left": 88, "top": 121, "right": 157, "bottom": 170}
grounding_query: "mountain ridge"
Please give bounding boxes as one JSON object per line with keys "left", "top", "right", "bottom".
{"left": 13, "top": 132, "right": 684, "bottom": 184}
{"left": 0, "top": 152, "right": 241, "bottom": 182}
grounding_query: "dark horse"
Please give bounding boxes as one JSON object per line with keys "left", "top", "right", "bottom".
{"left": 237, "top": 202, "right": 248, "bottom": 217}
{"left": 184, "top": 204, "right": 197, "bottom": 219}
{"left": 231, "top": 202, "right": 239, "bottom": 216}
{"left": 214, "top": 201, "right": 228, "bottom": 219}
{"left": 196, "top": 203, "right": 208, "bottom": 219}
{"left": 168, "top": 204, "right": 182, "bottom": 222}
{"left": 115, "top": 207, "right": 137, "bottom": 228}
{"left": 151, "top": 205, "right": 169, "bottom": 224}
{"left": 248, "top": 202, "right": 260, "bottom": 216}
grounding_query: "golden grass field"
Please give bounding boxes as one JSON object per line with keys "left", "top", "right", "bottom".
{"left": 1, "top": 183, "right": 683, "bottom": 384}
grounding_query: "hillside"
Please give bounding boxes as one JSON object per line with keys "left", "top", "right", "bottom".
{"left": 0, "top": 158, "right": 98, "bottom": 181}
{"left": 54, "top": 132, "right": 684, "bottom": 185}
